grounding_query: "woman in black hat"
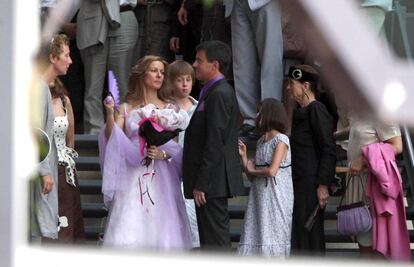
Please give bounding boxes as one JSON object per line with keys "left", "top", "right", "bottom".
{"left": 287, "top": 65, "right": 336, "bottom": 256}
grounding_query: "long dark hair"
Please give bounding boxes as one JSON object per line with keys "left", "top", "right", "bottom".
{"left": 49, "top": 78, "right": 68, "bottom": 99}
{"left": 256, "top": 98, "right": 287, "bottom": 134}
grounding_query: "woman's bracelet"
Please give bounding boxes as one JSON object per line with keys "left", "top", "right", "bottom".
{"left": 161, "top": 150, "right": 167, "bottom": 160}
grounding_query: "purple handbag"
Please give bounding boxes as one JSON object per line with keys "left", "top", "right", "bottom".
{"left": 336, "top": 175, "right": 372, "bottom": 236}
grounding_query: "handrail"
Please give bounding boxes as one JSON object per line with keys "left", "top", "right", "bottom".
{"left": 391, "top": 0, "right": 414, "bottom": 205}
{"left": 401, "top": 125, "right": 414, "bottom": 204}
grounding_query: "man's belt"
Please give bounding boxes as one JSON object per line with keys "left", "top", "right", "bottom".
{"left": 120, "top": 5, "right": 134, "bottom": 12}
{"left": 146, "top": 0, "right": 164, "bottom": 5}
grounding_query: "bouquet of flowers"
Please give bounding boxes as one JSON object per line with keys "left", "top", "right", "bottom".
{"left": 137, "top": 104, "right": 189, "bottom": 166}
{"left": 136, "top": 104, "right": 189, "bottom": 206}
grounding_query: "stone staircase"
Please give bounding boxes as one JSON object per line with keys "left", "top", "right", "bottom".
{"left": 74, "top": 134, "right": 414, "bottom": 258}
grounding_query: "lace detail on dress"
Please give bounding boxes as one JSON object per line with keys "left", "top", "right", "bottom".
{"left": 53, "top": 115, "right": 78, "bottom": 187}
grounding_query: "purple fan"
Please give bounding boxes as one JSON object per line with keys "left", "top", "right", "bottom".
{"left": 106, "top": 70, "right": 120, "bottom": 108}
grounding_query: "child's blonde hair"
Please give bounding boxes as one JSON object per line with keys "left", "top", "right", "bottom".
{"left": 166, "top": 60, "right": 195, "bottom": 98}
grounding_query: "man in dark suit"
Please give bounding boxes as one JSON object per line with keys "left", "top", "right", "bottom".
{"left": 183, "top": 40, "right": 244, "bottom": 249}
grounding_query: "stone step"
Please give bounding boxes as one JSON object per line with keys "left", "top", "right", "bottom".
{"left": 84, "top": 224, "right": 414, "bottom": 244}
{"left": 80, "top": 194, "right": 414, "bottom": 221}
{"left": 79, "top": 178, "right": 250, "bottom": 196}
{"left": 79, "top": 179, "right": 102, "bottom": 195}
{"left": 75, "top": 155, "right": 356, "bottom": 177}
{"left": 75, "top": 134, "right": 414, "bottom": 254}
{"left": 75, "top": 156, "right": 100, "bottom": 171}
{"left": 74, "top": 134, "right": 98, "bottom": 151}
{"left": 81, "top": 202, "right": 247, "bottom": 219}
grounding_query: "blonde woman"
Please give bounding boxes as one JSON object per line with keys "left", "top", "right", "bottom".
{"left": 99, "top": 56, "right": 192, "bottom": 250}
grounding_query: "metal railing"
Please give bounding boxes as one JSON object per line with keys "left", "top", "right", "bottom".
{"left": 389, "top": 0, "right": 414, "bottom": 206}
{"left": 401, "top": 126, "right": 414, "bottom": 205}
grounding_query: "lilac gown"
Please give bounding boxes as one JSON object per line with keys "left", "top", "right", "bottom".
{"left": 98, "top": 105, "right": 192, "bottom": 250}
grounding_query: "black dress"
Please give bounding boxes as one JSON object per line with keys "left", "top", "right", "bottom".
{"left": 290, "top": 101, "right": 336, "bottom": 255}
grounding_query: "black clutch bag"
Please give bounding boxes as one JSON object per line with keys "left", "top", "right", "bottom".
{"left": 304, "top": 204, "right": 320, "bottom": 232}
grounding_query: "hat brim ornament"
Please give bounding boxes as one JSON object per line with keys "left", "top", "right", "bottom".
{"left": 288, "top": 67, "right": 318, "bottom": 83}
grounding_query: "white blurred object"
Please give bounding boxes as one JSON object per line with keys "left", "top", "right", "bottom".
{"left": 40, "top": 0, "right": 57, "bottom": 8}
{"left": 360, "top": 0, "right": 393, "bottom": 12}
{"left": 280, "top": 0, "right": 414, "bottom": 124}
{"left": 120, "top": 0, "right": 138, "bottom": 7}
{"left": 65, "top": 0, "right": 81, "bottom": 22}
{"left": 382, "top": 81, "right": 407, "bottom": 112}
{"left": 41, "top": 0, "right": 80, "bottom": 43}
{"left": 58, "top": 216, "right": 69, "bottom": 232}
{"left": 35, "top": 128, "right": 51, "bottom": 164}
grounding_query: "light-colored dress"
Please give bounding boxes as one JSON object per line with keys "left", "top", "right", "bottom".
{"left": 52, "top": 103, "right": 85, "bottom": 241}
{"left": 345, "top": 117, "right": 401, "bottom": 246}
{"left": 53, "top": 115, "right": 78, "bottom": 187}
{"left": 238, "top": 133, "right": 294, "bottom": 256}
{"left": 178, "top": 96, "right": 200, "bottom": 248}
{"left": 98, "top": 103, "right": 192, "bottom": 250}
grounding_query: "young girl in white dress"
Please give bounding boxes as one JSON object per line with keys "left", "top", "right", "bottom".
{"left": 238, "top": 98, "right": 294, "bottom": 256}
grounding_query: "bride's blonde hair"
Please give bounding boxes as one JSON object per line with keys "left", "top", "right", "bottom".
{"left": 126, "top": 55, "right": 169, "bottom": 104}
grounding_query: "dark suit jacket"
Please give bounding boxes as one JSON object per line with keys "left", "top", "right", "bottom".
{"left": 183, "top": 79, "right": 244, "bottom": 199}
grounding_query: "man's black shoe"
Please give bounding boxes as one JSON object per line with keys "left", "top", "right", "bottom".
{"left": 239, "top": 123, "right": 254, "bottom": 135}
{"left": 238, "top": 124, "right": 260, "bottom": 141}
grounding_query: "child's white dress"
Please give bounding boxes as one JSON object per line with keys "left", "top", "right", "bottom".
{"left": 238, "top": 133, "right": 294, "bottom": 256}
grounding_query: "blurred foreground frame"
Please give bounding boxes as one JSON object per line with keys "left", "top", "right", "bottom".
{"left": 279, "top": 0, "right": 414, "bottom": 124}
{"left": 21, "top": 0, "right": 414, "bottom": 266}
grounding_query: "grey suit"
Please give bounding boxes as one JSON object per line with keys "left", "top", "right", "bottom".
{"left": 133, "top": 1, "right": 176, "bottom": 62}
{"left": 33, "top": 80, "right": 59, "bottom": 239}
{"left": 224, "top": 0, "right": 283, "bottom": 126}
{"left": 77, "top": 0, "right": 138, "bottom": 134}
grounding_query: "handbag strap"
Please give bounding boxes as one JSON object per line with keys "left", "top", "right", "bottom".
{"left": 338, "top": 174, "right": 368, "bottom": 206}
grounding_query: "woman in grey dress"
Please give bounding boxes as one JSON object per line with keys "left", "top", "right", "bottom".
{"left": 238, "top": 98, "right": 294, "bottom": 256}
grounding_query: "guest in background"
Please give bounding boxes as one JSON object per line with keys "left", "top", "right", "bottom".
{"left": 76, "top": 0, "right": 138, "bottom": 134}
{"left": 43, "top": 34, "right": 85, "bottom": 243}
{"left": 288, "top": 65, "right": 336, "bottom": 255}
{"left": 345, "top": 114, "right": 407, "bottom": 259}
{"left": 33, "top": 34, "right": 84, "bottom": 242}
{"left": 225, "top": 0, "right": 284, "bottom": 141}
{"left": 134, "top": 0, "right": 177, "bottom": 63}
{"left": 48, "top": 77, "right": 85, "bottom": 243}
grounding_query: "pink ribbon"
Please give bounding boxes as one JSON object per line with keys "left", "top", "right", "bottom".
{"left": 137, "top": 117, "right": 165, "bottom": 156}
